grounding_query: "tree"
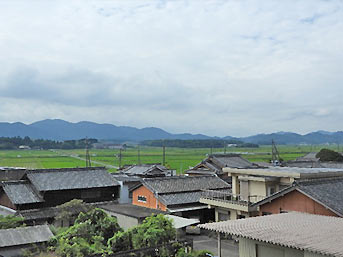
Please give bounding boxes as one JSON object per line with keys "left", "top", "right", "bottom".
{"left": 55, "top": 199, "right": 94, "bottom": 226}
{"left": 316, "top": 148, "right": 343, "bottom": 162}
{"left": 108, "top": 214, "right": 176, "bottom": 253}
{"left": 0, "top": 215, "right": 24, "bottom": 229}
{"left": 51, "top": 208, "right": 122, "bottom": 257}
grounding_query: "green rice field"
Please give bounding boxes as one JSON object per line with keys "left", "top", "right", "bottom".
{"left": 0, "top": 144, "right": 340, "bottom": 173}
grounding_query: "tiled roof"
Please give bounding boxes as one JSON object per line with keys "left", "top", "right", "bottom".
{"left": 1, "top": 181, "right": 44, "bottom": 205}
{"left": 122, "top": 164, "right": 169, "bottom": 175}
{"left": 211, "top": 154, "right": 257, "bottom": 169}
{"left": 159, "top": 189, "right": 231, "bottom": 206}
{"left": 199, "top": 212, "right": 343, "bottom": 257}
{"left": 297, "top": 178, "right": 343, "bottom": 216}
{"left": 98, "top": 203, "right": 166, "bottom": 219}
{"left": 253, "top": 177, "right": 343, "bottom": 216}
{"left": 18, "top": 203, "right": 94, "bottom": 221}
{"left": 26, "top": 168, "right": 119, "bottom": 192}
{"left": 142, "top": 175, "right": 230, "bottom": 194}
{"left": 0, "top": 225, "right": 53, "bottom": 248}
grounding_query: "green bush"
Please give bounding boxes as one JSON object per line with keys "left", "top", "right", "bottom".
{"left": 0, "top": 215, "right": 25, "bottom": 229}
{"left": 316, "top": 148, "right": 343, "bottom": 162}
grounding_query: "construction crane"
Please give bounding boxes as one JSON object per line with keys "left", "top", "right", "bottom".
{"left": 271, "top": 139, "right": 281, "bottom": 166}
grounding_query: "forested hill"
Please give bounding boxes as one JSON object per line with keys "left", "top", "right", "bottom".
{"left": 0, "top": 119, "right": 342, "bottom": 144}
{"left": 141, "top": 139, "right": 259, "bottom": 148}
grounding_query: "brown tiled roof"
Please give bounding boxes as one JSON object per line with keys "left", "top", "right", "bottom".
{"left": 199, "top": 212, "right": 343, "bottom": 257}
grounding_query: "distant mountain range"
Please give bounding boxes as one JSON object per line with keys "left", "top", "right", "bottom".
{"left": 0, "top": 119, "right": 342, "bottom": 144}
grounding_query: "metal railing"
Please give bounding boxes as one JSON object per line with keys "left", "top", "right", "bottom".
{"left": 201, "top": 190, "right": 265, "bottom": 206}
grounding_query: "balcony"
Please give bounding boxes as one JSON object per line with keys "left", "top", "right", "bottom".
{"left": 200, "top": 190, "right": 265, "bottom": 212}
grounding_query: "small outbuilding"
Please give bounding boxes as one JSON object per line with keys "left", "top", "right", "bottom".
{"left": 0, "top": 225, "right": 53, "bottom": 257}
{"left": 199, "top": 212, "right": 343, "bottom": 257}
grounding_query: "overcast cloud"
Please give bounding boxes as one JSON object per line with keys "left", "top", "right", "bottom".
{"left": 0, "top": 0, "right": 342, "bottom": 137}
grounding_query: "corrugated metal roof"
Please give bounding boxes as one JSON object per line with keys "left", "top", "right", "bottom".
{"left": 0, "top": 225, "right": 53, "bottom": 247}
{"left": 199, "top": 212, "right": 343, "bottom": 257}
{"left": 2, "top": 181, "right": 44, "bottom": 205}
{"left": 26, "top": 168, "right": 119, "bottom": 192}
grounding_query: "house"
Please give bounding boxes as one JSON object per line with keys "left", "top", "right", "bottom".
{"left": 98, "top": 202, "right": 199, "bottom": 239}
{"left": 120, "top": 164, "right": 175, "bottom": 177}
{"left": 253, "top": 177, "right": 343, "bottom": 217}
{"left": 200, "top": 166, "right": 343, "bottom": 221}
{"left": 0, "top": 167, "right": 120, "bottom": 211}
{"left": 131, "top": 175, "right": 231, "bottom": 222}
{"left": 186, "top": 154, "right": 260, "bottom": 178}
{"left": 16, "top": 202, "right": 95, "bottom": 226}
{"left": 199, "top": 212, "right": 343, "bottom": 257}
{"left": 284, "top": 152, "right": 343, "bottom": 169}
{"left": 98, "top": 202, "right": 166, "bottom": 230}
{"left": 111, "top": 174, "right": 141, "bottom": 204}
{"left": 0, "top": 225, "right": 53, "bottom": 257}
{"left": 0, "top": 168, "right": 26, "bottom": 181}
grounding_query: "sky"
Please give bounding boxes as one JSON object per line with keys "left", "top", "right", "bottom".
{"left": 0, "top": 0, "right": 343, "bottom": 137}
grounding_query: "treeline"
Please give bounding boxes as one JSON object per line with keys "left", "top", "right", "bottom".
{"left": 141, "top": 139, "right": 259, "bottom": 148}
{"left": 0, "top": 136, "right": 98, "bottom": 150}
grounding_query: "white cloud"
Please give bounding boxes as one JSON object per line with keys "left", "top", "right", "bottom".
{"left": 0, "top": 0, "right": 342, "bottom": 137}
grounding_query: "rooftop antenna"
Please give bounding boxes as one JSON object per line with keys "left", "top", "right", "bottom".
{"left": 85, "top": 137, "right": 91, "bottom": 167}
{"left": 271, "top": 139, "right": 281, "bottom": 166}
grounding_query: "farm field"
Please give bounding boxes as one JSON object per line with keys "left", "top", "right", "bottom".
{"left": 0, "top": 144, "right": 340, "bottom": 173}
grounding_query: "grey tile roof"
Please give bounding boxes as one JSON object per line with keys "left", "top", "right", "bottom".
{"left": 211, "top": 155, "right": 257, "bottom": 169}
{"left": 122, "top": 164, "right": 169, "bottom": 176}
{"left": 18, "top": 203, "right": 94, "bottom": 221}
{"left": 98, "top": 203, "right": 166, "bottom": 219}
{"left": 190, "top": 154, "right": 259, "bottom": 175}
{"left": 0, "top": 225, "right": 53, "bottom": 248}
{"left": 297, "top": 178, "right": 343, "bottom": 216}
{"left": 199, "top": 212, "right": 343, "bottom": 257}
{"left": 26, "top": 168, "right": 119, "bottom": 192}
{"left": 111, "top": 174, "right": 142, "bottom": 183}
{"left": 159, "top": 189, "right": 231, "bottom": 206}
{"left": 2, "top": 181, "right": 44, "bottom": 205}
{"left": 142, "top": 176, "right": 230, "bottom": 194}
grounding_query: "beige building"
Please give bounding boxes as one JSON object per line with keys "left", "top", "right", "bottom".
{"left": 199, "top": 212, "right": 343, "bottom": 257}
{"left": 200, "top": 167, "right": 343, "bottom": 221}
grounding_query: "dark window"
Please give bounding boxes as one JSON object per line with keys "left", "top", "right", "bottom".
{"left": 138, "top": 195, "right": 147, "bottom": 202}
{"left": 262, "top": 212, "right": 272, "bottom": 216}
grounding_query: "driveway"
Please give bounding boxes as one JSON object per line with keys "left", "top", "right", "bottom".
{"left": 191, "top": 235, "right": 239, "bottom": 257}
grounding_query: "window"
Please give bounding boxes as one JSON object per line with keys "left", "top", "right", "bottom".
{"left": 262, "top": 212, "right": 272, "bottom": 216}
{"left": 267, "top": 186, "right": 276, "bottom": 196}
{"left": 137, "top": 195, "right": 147, "bottom": 203}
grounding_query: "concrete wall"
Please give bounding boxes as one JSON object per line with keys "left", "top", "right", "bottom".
{"left": 259, "top": 190, "right": 338, "bottom": 217}
{"left": 113, "top": 213, "right": 139, "bottom": 230}
{"left": 304, "top": 252, "right": 326, "bottom": 257}
{"left": 248, "top": 181, "right": 266, "bottom": 200}
{"left": 118, "top": 182, "right": 130, "bottom": 204}
{"left": 132, "top": 185, "right": 167, "bottom": 211}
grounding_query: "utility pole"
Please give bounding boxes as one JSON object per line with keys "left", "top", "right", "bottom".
{"left": 85, "top": 138, "right": 91, "bottom": 168}
{"left": 118, "top": 148, "right": 122, "bottom": 169}
{"left": 224, "top": 144, "right": 227, "bottom": 154}
{"left": 137, "top": 145, "right": 141, "bottom": 165}
{"left": 162, "top": 140, "right": 166, "bottom": 166}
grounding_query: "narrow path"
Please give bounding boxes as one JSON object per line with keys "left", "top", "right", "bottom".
{"left": 50, "top": 149, "right": 119, "bottom": 169}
